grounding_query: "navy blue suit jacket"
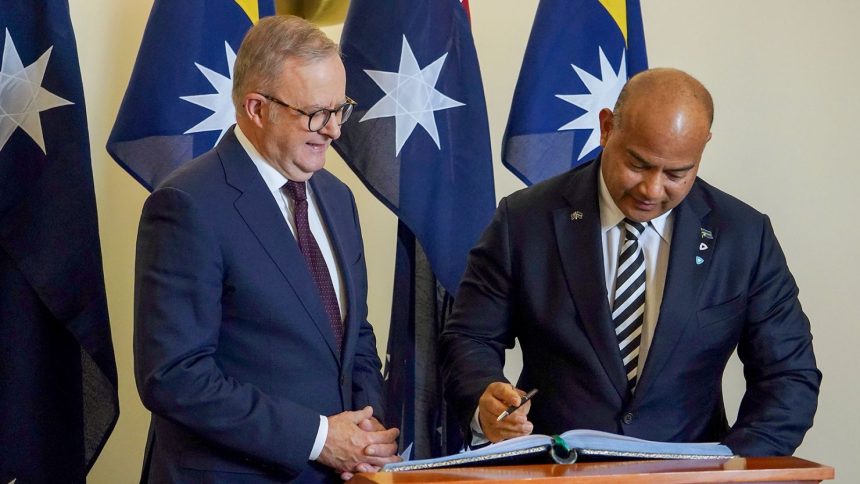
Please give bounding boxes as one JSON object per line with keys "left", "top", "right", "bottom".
{"left": 441, "top": 159, "right": 820, "bottom": 456}
{"left": 134, "top": 128, "right": 384, "bottom": 483}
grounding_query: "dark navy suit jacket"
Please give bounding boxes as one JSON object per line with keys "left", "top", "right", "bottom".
{"left": 134, "top": 128, "right": 384, "bottom": 482}
{"left": 441, "top": 159, "right": 820, "bottom": 456}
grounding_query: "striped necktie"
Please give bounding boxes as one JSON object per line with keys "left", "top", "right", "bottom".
{"left": 612, "top": 219, "right": 647, "bottom": 391}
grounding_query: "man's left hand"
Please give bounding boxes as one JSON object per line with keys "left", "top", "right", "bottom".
{"left": 338, "top": 416, "right": 400, "bottom": 480}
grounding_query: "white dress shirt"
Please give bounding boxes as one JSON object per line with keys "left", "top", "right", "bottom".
{"left": 598, "top": 169, "right": 673, "bottom": 379}
{"left": 235, "top": 125, "right": 342, "bottom": 461}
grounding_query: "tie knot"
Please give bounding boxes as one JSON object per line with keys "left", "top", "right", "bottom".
{"left": 284, "top": 180, "right": 307, "bottom": 202}
{"left": 623, "top": 218, "right": 647, "bottom": 240}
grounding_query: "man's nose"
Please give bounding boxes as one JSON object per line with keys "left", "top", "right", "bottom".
{"left": 318, "top": 114, "right": 341, "bottom": 140}
{"left": 640, "top": 171, "right": 663, "bottom": 199}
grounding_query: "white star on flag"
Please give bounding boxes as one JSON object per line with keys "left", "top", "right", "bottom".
{"left": 0, "top": 29, "right": 73, "bottom": 154}
{"left": 180, "top": 42, "right": 237, "bottom": 145}
{"left": 361, "top": 36, "right": 464, "bottom": 156}
{"left": 556, "top": 47, "right": 627, "bottom": 162}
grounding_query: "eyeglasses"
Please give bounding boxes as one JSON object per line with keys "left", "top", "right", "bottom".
{"left": 257, "top": 92, "right": 357, "bottom": 132}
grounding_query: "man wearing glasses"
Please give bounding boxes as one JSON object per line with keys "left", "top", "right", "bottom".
{"left": 134, "top": 15, "right": 399, "bottom": 483}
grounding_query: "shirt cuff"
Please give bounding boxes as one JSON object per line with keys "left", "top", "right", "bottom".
{"left": 469, "top": 407, "right": 490, "bottom": 447}
{"left": 309, "top": 415, "right": 328, "bottom": 461}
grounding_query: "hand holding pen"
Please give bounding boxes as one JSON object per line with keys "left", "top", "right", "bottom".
{"left": 478, "top": 382, "right": 536, "bottom": 443}
{"left": 497, "top": 388, "right": 538, "bottom": 421}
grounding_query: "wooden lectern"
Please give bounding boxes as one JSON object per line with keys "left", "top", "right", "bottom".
{"left": 350, "top": 457, "right": 834, "bottom": 483}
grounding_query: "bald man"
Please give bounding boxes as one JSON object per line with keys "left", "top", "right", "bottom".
{"left": 440, "top": 68, "right": 820, "bottom": 456}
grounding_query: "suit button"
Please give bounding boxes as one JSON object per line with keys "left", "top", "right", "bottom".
{"left": 622, "top": 412, "right": 634, "bottom": 425}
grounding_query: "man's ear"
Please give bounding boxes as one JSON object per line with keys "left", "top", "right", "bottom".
{"left": 598, "top": 108, "right": 615, "bottom": 147}
{"left": 242, "top": 93, "right": 266, "bottom": 127}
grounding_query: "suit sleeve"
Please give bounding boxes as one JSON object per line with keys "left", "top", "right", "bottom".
{"left": 440, "top": 198, "right": 518, "bottom": 433}
{"left": 134, "top": 187, "right": 320, "bottom": 475}
{"left": 721, "top": 216, "right": 821, "bottom": 456}
{"left": 344, "top": 189, "right": 386, "bottom": 420}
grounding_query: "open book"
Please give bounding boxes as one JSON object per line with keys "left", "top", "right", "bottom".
{"left": 382, "top": 429, "right": 733, "bottom": 472}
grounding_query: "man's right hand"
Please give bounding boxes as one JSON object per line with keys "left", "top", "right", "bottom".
{"left": 478, "top": 382, "right": 534, "bottom": 443}
{"left": 317, "top": 406, "right": 400, "bottom": 475}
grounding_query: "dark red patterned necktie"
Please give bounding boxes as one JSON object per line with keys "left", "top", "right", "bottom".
{"left": 284, "top": 180, "right": 343, "bottom": 354}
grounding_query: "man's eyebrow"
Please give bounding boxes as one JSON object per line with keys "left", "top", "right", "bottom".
{"left": 305, "top": 99, "right": 350, "bottom": 110}
{"left": 666, "top": 164, "right": 696, "bottom": 173}
{"left": 627, "top": 148, "right": 652, "bottom": 167}
{"left": 626, "top": 148, "right": 696, "bottom": 173}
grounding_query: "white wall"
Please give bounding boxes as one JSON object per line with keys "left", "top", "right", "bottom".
{"left": 70, "top": 0, "right": 856, "bottom": 481}
{"left": 638, "top": 3, "right": 858, "bottom": 481}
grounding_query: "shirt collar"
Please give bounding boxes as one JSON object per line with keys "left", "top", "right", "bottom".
{"left": 235, "top": 124, "right": 290, "bottom": 195}
{"left": 598, "top": 166, "right": 673, "bottom": 244}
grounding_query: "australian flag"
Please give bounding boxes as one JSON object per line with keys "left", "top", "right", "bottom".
{"left": 0, "top": 1, "right": 118, "bottom": 481}
{"left": 107, "top": 0, "right": 274, "bottom": 191}
{"left": 334, "top": 0, "right": 495, "bottom": 458}
{"left": 502, "top": 0, "right": 648, "bottom": 186}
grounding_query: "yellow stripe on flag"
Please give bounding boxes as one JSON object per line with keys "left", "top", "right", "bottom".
{"left": 276, "top": 0, "right": 348, "bottom": 26}
{"left": 235, "top": 0, "right": 261, "bottom": 24}
{"left": 599, "top": 0, "right": 628, "bottom": 44}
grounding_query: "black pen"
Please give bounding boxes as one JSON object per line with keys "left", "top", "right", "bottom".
{"left": 497, "top": 388, "right": 538, "bottom": 421}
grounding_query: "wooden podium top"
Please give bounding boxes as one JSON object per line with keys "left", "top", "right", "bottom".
{"left": 350, "top": 456, "right": 834, "bottom": 483}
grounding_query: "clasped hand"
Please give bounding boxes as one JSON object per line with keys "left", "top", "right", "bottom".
{"left": 478, "top": 382, "right": 534, "bottom": 443}
{"left": 318, "top": 406, "right": 400, "bottom": 480}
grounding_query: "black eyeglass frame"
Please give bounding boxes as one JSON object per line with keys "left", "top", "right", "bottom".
{"left": 256, "top": 92, "right": 357, "bottom": 132}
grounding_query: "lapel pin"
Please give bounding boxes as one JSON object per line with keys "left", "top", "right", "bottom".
{"left": 570, "top": 211, "right": 583, "bottom": 221}
{"left": 695, "top": 256, "right": 704, "bottom": 265}
{"left": 700, "top": 228, "right": 713, "bottom": 239}
{"left": 699, "top": 242, "right": 708, "bottom": 251}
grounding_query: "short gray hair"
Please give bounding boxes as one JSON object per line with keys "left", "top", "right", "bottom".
{"left": 232, "top": 15, "right": 338, "bottom": 113}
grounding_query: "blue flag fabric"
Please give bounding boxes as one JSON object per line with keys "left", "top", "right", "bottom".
{"left": 335, "top": 0, "right": 495, "bottom": 458}
{"left": 384, "top": 222, "right": 465, "bottom": 458}
{"left": 502, "top": 0, "right": 648, "bottom": 186}
{"left": 0, "top": 1, "right": 118, "bottom": 481}
{"left": 107, "top": 0, "right": 275, "bottom": 191}
{"left": 334, "top": 0, "right": 495, "bottom": 296}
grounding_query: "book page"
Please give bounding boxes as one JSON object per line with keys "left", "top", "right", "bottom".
{"left": 382, "top": 434, "right": 553, "bottom": 471}
{"left": 560, "top": 429, "right": 732, "bottom": 457}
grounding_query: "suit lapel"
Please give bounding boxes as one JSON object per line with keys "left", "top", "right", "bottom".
{"left": 553, "top": 161, "right": 629, "bottom": 399}
{"left": 635, "top": 184, "right": 713, "bottom": 398}
{"left": 309, "top": 173, "right": 358, "bottom": 368}
{"left": 218, "top": 129, "right": 341, "bottom": 363}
